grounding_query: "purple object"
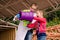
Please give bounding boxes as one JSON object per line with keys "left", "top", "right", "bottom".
{"left": 19, "top": 11, "right": 34, "bottom": 22}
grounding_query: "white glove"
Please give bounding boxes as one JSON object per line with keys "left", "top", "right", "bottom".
{"left": 13, "top": 16, "right": 17, "bottom": 21}
{"left": 31, "top": 13, "right": 37, "bottom": 23}
{"left": 31, "top": 19, "right": 36, "bottom": 23}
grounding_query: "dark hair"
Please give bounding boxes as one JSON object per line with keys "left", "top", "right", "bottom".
{"left": 30, "top": 3, "right": 37, "bottom": 6}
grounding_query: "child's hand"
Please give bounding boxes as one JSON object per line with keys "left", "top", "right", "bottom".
{"left": 33, "top": 30, "right": 36, "bottom": 35}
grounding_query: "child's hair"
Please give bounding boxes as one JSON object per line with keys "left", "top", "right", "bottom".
{"left": 33, "top": 28, "right": 36, "bottom": 30}
{"left": 30, "top": 3, "right": 38, "bottom": 6}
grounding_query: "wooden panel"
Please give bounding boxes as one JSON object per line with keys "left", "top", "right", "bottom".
{"left": 0, "top": 28, "right": 15, "bottom": 40}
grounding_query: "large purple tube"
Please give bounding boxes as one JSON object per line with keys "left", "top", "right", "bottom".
{"left": 19, "top": 11, "right": 34, "bottom": 22}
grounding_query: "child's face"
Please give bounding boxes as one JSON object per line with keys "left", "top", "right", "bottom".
{"left": 30, "top": 4, "right": 38, "bottom": 12}
{"left": 36, "top": 10, "right": 43, "bottom": 18}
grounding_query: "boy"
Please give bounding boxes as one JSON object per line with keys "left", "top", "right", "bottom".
{"left": 13, "top": 3, "right": 38, "bottom": 40}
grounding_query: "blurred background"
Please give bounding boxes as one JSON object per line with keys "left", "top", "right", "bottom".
{"left": 0, "top": 0, "right": 60, "bottom": 40}
{"left": 0, "top": 0, "right": 60, "bottom": 26}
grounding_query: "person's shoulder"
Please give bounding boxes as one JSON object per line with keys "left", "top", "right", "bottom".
{"left": 22, "top": 9, "right": 30, "bottom": 12}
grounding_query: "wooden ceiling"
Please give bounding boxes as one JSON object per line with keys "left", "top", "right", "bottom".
{"left": 0, "top": 0, "right": 60, "bottom": 31}
{"left": 0, "top": 0, "right": 60, "bottom": 18}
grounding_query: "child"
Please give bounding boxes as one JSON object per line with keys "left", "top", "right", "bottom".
{"left": 13, "top": 3, "right": 38, "bottom": 40}
{"left": 27, "top": 10, "right": 47, "bottom": 40}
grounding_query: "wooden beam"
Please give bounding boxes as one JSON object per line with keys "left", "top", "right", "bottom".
{"left": 0, "top": 12, "right": 6, "bottom": 17}
{"left": 51, "top": 0, "right": 59, "bottom": 7}
{"left": 54, "top": 0, "right": 58, "bottom": 6}
{"left": 0, "top": 29, "right": 4, "bottom": 31}
{"left": 46, "top": 7, "right": 60, "bottom": 14}
{"left": 0, "top": 0, "right": 21, "bottom": 9}
{"left": 4, "top": 16, "right": 12, "bottom": 22}
{"left": 0, "top": 27, "right": 8, "bottom": 30}
{"left": 0, "top": 13, "right": 5, "bottom": 18}
{"left": 4, "top": 0, "right": 21, "bottom": 8}
{"left": 10, "top": 6, "right": 18, "bottom": 13}
{"left": 21, "top": 2, "right": 29, "bottom": 9}
{"left": 0, "top": 25, "right": 16, "bottom": 28}
{"left": 7, "top": 6, "right": 17, "bottom": 15}
{"left": 0, "top": 4, "right": 4, "bottom": 9}
{"left": 24, "top": 0, "right": 30, "bottom": 6}
{"left": 5, "top": 0, "right": 12, "bottom": 6}
{"left": 0, "top": 4, "right": 3, "bottom": 7}
{"left": 5, "top": 8, "right": 15, "bottom": 16}
{"left": 25, "top": 0, "right": 30, "bottom": 4}
{"left": 46, "top": 0, "right": 56, "bottom": 9}
{"left": 1, "top": 0, "right": 6, "bottom": 4}
{"left": 43, "top": 6, "right": 60, "bottom": 15}
{"left": 6, "top": 0, "right": 28, "bottom": 9}
{"left": 0, "top": 19, "right": 18, "bottom": 27}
